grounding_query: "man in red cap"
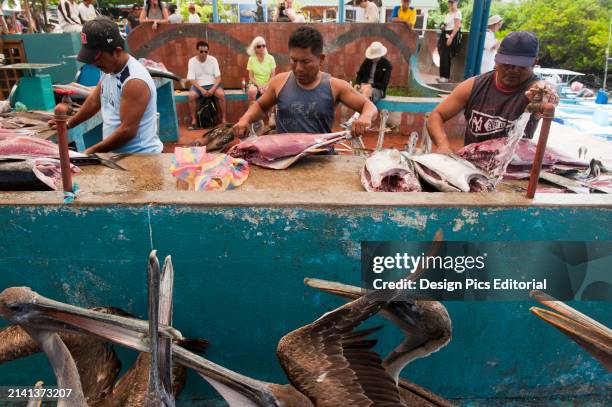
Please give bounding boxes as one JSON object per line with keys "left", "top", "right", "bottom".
{"left": 427, "top": 30, "right": 559, "bottom": 153}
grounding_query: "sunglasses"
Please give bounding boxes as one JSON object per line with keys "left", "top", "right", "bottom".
{"left": 256, "top": 44, "right": 266, "bottom": 49}
{"left": 199, "top": 50, "right": 208, "bottom": 54}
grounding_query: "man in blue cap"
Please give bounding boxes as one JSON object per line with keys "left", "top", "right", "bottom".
{"left": 427, "top": 31, "right": 559, "bottom": 152}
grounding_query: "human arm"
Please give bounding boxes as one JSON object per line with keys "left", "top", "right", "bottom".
{"left": 84, "top": 80, "right": 150, "bottom": 153}
{"left": 426, "top": 77, "right": 474, "bottom": 153}
{"left": 231, "top": 73, "right": 284, "bottom": 137}
{"left": 332, "top": 78, "right": 377, "bottom": 137}
{"left": 49, "top": 83, "right": 102, "bottom": 130}
{"left": 209, "top": 75, "right": 222, "bottom": 95}
{"left": 390, "top": 6, "right": 400, "bottom": 22}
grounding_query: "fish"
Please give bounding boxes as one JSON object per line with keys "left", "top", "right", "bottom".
{"left": 361, "top": 149, "right": 421, "bottom": 192}
{"left": 0, "top": 157, "right": 80, "bottom": 191}
{"left": 457, "top": 138, "right": 588, "bottom": 175}
{"left": 0, "top": 136, "right": 87, "bottom": 158}
{"left": 407, "top": 153, "right": 493, "bottom": 192}
{"left": 191, "top": 123, "right": 235, "bottom": 151}
{"left": 227, "top": 131, "right": 351, "bottom": 169}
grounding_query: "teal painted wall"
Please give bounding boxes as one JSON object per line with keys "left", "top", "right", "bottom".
{"left": 0, "top": 205, "right": 610, "bottom": 405}
{"left": 3, "top": 33, "right": 82, "bottom": 84}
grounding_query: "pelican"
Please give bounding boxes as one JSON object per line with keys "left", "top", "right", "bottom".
{"left": 530, "top": 290, "right": 612, "bottom": 372}
{"left": 0, "top": 251, "right": 208, "bottom": 406}
{"left": 0, "top": 237, "right": 451, "bottom": 406}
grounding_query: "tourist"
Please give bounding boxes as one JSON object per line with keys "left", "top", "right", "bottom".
{"left": 391, "top": 0, "right": 416, "bottom": 30}
{"left": 139, "top": 0, "right": 168, "bottom": 30}
{"left": 437, "top": 0, "right": 461, "bottom": 83}
{"left": 168, "top": 4, "right": 184, "bottom": 23}
{"left": 246, "top": 36, "right": 277, "bottom": 105}
{"left": 187, "top": 3, "right": 201, "bottom": 23}
{"left": 58, "top": 0, "right": 83, "bottom": 32}
{"left": 187, "top": 41, "right": 226, "bottom": 128}
{"left": 359, "top": 0, "right": 379, "bottom": 23}
{"left": 78, "top": 0, "right": 97, "bottom": 23}
{"left": 355, "top": 41, "right": 392, "bottom": 104}
{"left": 481, "top": 14, "right": 503, "bottom": 73}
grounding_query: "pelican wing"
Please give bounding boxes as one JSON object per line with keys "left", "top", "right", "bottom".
{"left": 277, "top": 293, "right": 405, "bottom": 407}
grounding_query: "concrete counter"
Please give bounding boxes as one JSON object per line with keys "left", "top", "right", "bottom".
{"left": 0, "top": 154, "right": 610, "bottom": 405}
{"left": 1, "top": 154, "right": 610, "bottom": 208}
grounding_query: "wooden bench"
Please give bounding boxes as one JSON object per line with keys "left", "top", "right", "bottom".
{"left": 174, "top": 89, "right": 248, "bottom": 103}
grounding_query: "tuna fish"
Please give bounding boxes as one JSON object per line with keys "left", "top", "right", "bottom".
{"left": 0, "top": 136, "right": 86, "bottom": 158}
{"left": 408, "top": 153, "right": 493, "bottom": 192}
{"left": 228, "top": 131, "right": 351, "bottom": 169}
{"left": 360, "top": 149, "right": 421, "bottom": 192}
{"left": 0, "top": 157, "right": 80, "bottom": 191}
{"left": 457, "top": 138, "right": 588, "bottom": 175}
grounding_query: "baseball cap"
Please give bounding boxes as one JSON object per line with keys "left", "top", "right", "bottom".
{"left": 495, "top": 31, "right": 539, "bottom": 68}
{"left": 78, "top": 18, "right": 125, "bottom": 64}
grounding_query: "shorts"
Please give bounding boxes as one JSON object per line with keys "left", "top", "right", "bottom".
{"left": 190, "top": 84, "right": 223, "bottom": 99}
{"left": 370, "top": 88, "right": 383, "bottom": 104}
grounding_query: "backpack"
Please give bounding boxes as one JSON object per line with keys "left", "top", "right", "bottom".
{"left": 197, "top": 98, "right": 217, "bottom": 129}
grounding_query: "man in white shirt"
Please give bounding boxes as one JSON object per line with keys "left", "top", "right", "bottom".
{"left": 78, "top": 0, "right": 96, "bottom": 23}
{"left": 359, "top": 0, "right": 379, "bottom": 23}
{"left": 187, "top": 3, "right": 201, "bottom": 23}
{"left": 167, "top": 4, "right": 183, "bottom": 23}
{"left": 187, "top": 41, "right": 226, "bottom": 128}
{"left": 58, "top": 0, "right": 82, "bottom": 32}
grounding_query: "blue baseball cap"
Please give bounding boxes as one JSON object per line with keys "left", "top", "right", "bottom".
{"left": 495, "top": 31, "right": 539, "bottom": 67}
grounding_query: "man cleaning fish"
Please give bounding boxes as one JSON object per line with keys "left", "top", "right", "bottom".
{"left": 231, "top": 26, "right": 378, "bottom": 145}
{"left": 49, "top": 18, "right": 163, "bottom": 154}
{"left": 427, "top": 31, "right": 560, "bottom": 154}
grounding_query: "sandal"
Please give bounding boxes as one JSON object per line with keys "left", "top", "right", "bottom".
{"left": 187, "top": 124, "right": 199, "bottom": 130}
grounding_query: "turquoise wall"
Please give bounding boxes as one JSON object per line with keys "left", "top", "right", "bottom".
{"left": 3, "top": 33, "right": 82, "bottom": 84}
{"left": 0, "top": 204, "right": 610, "bottom": 405}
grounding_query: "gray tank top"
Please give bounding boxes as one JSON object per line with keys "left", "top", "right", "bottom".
{"left": 463, "top": 70, "right": 539, "bottom": 145}
{"left": 146, "top": 4, "right": 164, "bottom": 19}
{"left": 276, "top": 72, "right": 335, "bottom": 134}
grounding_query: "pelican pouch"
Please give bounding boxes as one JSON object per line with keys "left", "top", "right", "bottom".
{"left": 197, "top": 98, "right": 218, "bottom": 129}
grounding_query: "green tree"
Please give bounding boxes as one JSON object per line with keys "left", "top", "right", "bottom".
{"left": 495, "top": 0, "right": 610, "bottom": 76}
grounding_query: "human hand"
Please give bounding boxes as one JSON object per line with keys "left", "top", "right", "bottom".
{"left": 152, "top": 21, "right": 158, "bottom": 30}
{"left": 525, "top": 81, "right": 560, "bottom": 106}
{"left": 232, "top": 119, "right": 250, "bottom": 138}
{"left": 351, "top": 116, "right": 371, "bottom": 137}
{"left": 435, "top": 144, "right": 454, "bottom": 155}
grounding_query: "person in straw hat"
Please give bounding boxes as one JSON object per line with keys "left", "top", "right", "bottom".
{"left": 355, "top": 41, "right": 393, "bottom": 103}
{"left": 481, "top": 14, "right": 503, "bottom": 73}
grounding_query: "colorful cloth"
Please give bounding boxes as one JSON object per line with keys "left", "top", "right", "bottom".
{"left": 170, "top": 147, "right": 249, "bottom": 191}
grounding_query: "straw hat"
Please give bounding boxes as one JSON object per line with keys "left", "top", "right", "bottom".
{"left": 365, "top": 42, "right": 387, "bottom": 59}
{"left": 488, "top": 15, "right": 503, "bottom": 26}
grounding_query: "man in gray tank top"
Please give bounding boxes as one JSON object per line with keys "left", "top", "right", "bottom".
{"left": 232, "top": 26, "right": 377, "bottom": 138}
{"left": 427, "top": 31, "right": 559, "bottom": 153}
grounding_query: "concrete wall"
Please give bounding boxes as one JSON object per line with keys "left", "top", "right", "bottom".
{"left": 0, "top": 204, "right": 610, "bottom": 405}
{"left": 127, "top": 22, "right": 418, "bottom": 89}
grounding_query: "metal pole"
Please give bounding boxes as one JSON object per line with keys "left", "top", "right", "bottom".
{"left": 603, "top": 14, "right": 611, "bottom": 90}
{"left": 338, "top": 0, "right": 344, "bottom": 23}
{"left": 54, "top": 103, "right": 73, "bottom": 194}
{"left": 464, "top": 0, "right": 492, "bottom": 79}
{"left": 213, "top": 0, "right": 219, "bottom": 22}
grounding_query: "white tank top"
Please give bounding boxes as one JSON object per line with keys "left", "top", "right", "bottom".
{"left": 100, "top": 55, "right": 162, "bottom": 153}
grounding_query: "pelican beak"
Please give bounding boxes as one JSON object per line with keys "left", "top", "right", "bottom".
{"left": 530, "top": 290, "right": 612, "bottom": 372}
{"left": 0, "top": 286, "right": 181, "bottom": 354}
{"left": 303, "top": 278, "right": 362, "bottom": 300}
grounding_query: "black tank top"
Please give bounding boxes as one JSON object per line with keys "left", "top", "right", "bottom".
{"left": 463, "top": 70, "right": 539, "bottom": 145}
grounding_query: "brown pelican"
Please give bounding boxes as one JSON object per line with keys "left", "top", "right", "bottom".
{"left": 530, "top": 290, "right": 612, "bottom": 372}
{"left": 192, "top": 123, "right": 235, "bottom": 151}
{"left": 0, "top": 238, "right": 451, "bottom": 406}
{"left": 303, "top": 278, "right": 453, "bottom": 406}
{"left": 0, "top": 251, "right": 208, "bottom": 406}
